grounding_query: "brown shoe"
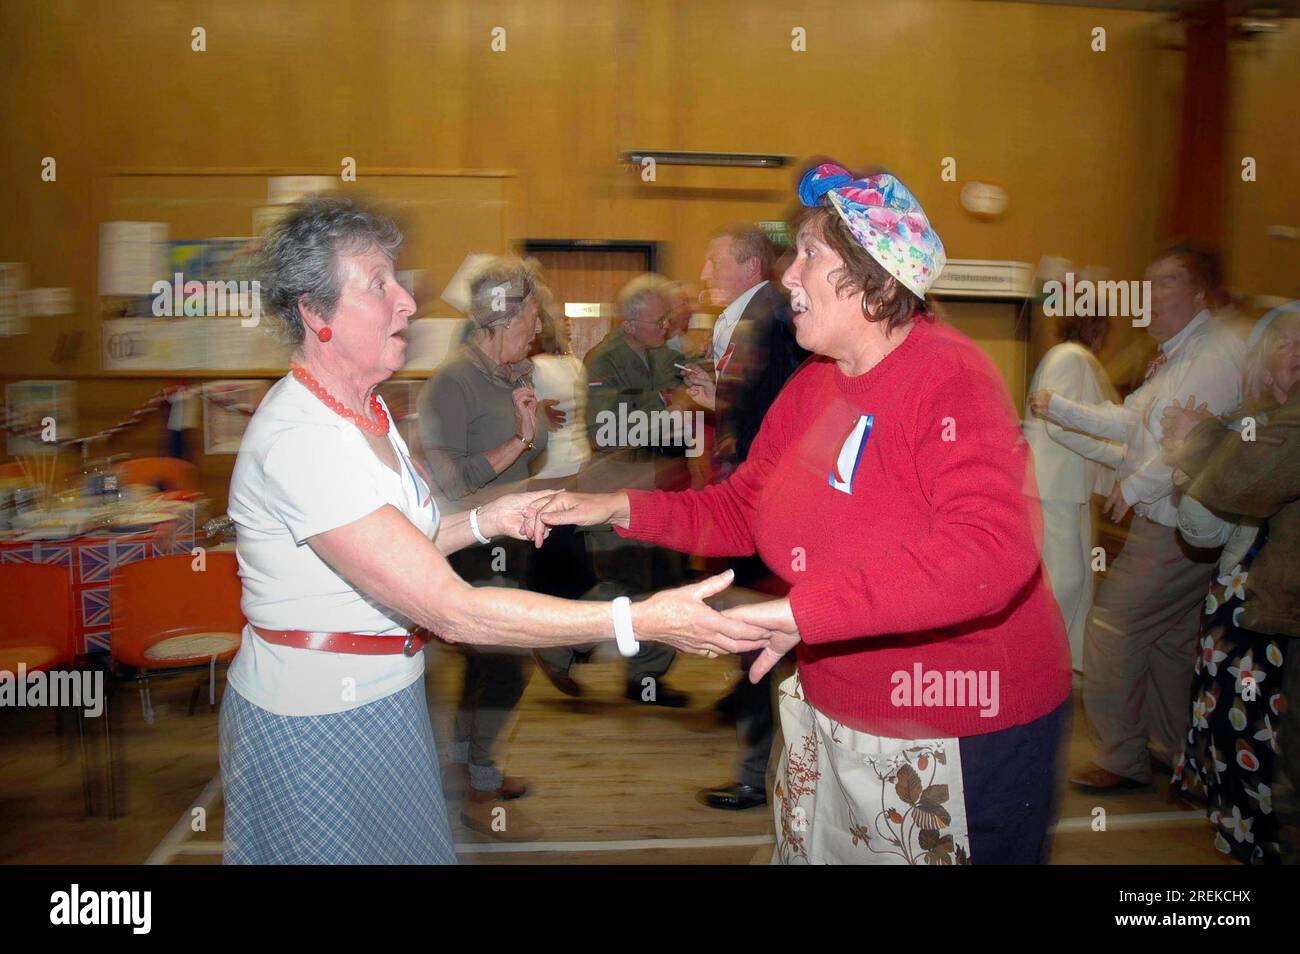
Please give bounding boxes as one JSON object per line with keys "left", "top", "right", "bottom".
{"left": 1069, "top": 763, "right": 1148, "bottom": 793}
{"left": 466, "top": 776, "right": 529, "bottom": 802}
{"left": 499, "top": 775, "right": 528, "bottom": 800}
{"left": 460, "top": 797, "right": 544, "bottom": 842}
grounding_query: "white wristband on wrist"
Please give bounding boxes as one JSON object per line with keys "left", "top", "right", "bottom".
{"left": 468, "top": 507, "right": 491, "bottom": 545}
{"left": 611, "top": 596, "right": 639, "bottom": 657}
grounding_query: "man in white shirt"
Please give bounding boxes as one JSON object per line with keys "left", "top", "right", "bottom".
{"left": 1030, "top": 246, "right": 1246, "bottom": 791}
{"left": 692, "top": 226, "right": 807, "bottom": 811}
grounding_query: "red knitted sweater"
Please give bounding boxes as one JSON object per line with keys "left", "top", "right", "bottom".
{"left": 621, "top": 318, "right": 1071, "bottom": 738}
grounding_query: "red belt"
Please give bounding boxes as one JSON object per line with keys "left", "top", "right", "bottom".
{"left": 252, "top": 625, "right": 429, "bottom": 657}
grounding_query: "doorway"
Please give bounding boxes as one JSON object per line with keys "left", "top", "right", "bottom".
{"left": 523, "top": 240, "right": 658, "bottom": 361}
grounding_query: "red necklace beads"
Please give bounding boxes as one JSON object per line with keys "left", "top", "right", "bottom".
{"left": 290, "top": 361, "right": 390, "bottom": 435}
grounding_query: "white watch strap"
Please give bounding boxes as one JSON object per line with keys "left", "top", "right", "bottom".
{"left": 611, "top": 596, "right": 639, "bottom": 657}
{"left": 468, "top": 507, "right": 491, "bottom": 545}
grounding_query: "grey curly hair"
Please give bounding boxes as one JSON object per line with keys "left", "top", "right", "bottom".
{"left": 466, "top": 256, "right": 547, "bottom": 331}
{"left": 260, "top": 195, "right": 403, "bottom": 346}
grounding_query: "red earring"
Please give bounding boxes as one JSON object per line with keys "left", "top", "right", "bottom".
{"left": 317, "top": 326, "right": 333, "bottom": 342}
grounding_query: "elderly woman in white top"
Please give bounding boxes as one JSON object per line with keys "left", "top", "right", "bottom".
{"left": 1023, "top": 312, "right": 1121, "bottom": 672}
{"left": 221, "top": 197, "right": 768, "bottom": 864}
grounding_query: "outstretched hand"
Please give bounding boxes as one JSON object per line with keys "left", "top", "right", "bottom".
{"left": 631, "top": 569, "right": 772, "bottom": 658}
{"left": 723, "top": 598, "right": 801, "bottom": 683}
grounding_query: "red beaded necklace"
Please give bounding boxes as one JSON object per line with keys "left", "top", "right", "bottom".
{"left": 290, "top": 361, "right": 390, "bottom": 435}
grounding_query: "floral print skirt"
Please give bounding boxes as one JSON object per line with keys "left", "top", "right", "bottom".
{"left": 1174, "top": 548, "right": 1287, "bottom": 864}
{"left": 772, "top": 674, "right": 971, "bottom": 864}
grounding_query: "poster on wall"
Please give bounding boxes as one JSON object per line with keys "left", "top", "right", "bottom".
{"left": 99, "top": 221, "right": 168, "bottom": 297}
{"left": 267, "top": 176, "right": 336, "bottom": 206}
{"left": 5, "top": 380, "right": 77, "bottom": 457}
{"left": 0, "top": 262, "right": 29, "bottom": 337}
{"left": 202, "top": 380, "right": 270, "bottom": 455}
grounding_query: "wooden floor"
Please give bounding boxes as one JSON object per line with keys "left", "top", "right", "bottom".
{"left": 0, "top": 645, "right": 1241, "bottom": 865}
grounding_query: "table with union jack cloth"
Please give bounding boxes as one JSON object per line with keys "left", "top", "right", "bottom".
{"left": 0, "top": 505, "right": 197, "bottom": 654}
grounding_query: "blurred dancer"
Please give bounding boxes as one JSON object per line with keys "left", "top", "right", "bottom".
{"left": 534, "top": 274, "right": 692, "bottom": 705}
{"left": 527, "top": 308, "right": 597, "bottom": 691}
{"left": 1023, "top": 313, "right": 1120, "bottom": 672}
{"left": 684, "top": 225, "right": 807, "bottom": 810}
{"left": 1165, "top": 304, "right": 1300, "bottom": 863}
{"left": 418, "top": 256, "right": 548, "bottom": 840}
{"left": 1030, "top": 246, "right": 1246, "bottom": 791}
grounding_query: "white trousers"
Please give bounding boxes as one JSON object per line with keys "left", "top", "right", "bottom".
{"left": 1040, "top": 499, "right": 1093, "bottom": 672}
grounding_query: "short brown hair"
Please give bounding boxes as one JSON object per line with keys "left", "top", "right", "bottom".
{"left": 791, "top": 206, "right": 927, "bottom": 334}
{"left": 1058, "top": 313, "right": 1108, "bottom": 350}
{"left": 714, "top": 225, "right": 775, "bottom": 278}
{"left": 1153, "top": 243, "right": 1222, "bottom": 302}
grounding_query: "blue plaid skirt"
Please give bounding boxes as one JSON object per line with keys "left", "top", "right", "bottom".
{"left": 219, "top": 678, "right": 457, "bottom": 864}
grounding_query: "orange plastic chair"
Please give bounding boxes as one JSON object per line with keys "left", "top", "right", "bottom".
{"left": 110, "top": 552, "right": 244, "bottom": 721}
{"left": 0, "top": 563, "right": 99, "bottom": 814}
{"left": 0, "top": 563, "right": 75, "bottom": 678}
{"left": 113, "top": 457, "right": 200, "bottom": 493}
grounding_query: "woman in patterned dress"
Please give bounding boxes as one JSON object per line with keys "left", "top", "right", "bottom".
{"left": 1165, "top": 305, "right": 1300, "bottom": 863}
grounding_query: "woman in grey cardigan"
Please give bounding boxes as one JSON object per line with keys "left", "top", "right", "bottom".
{"left": 417, "top": 257, "right": 554, "bottom": 841}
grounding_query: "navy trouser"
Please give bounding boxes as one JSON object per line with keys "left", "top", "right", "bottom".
{"left": 961, "top": 699, "right": 1071, "bottom": 864}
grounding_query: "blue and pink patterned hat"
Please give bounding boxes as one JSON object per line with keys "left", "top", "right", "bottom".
{"left": 798, "top": 162, "right": 946, "bottom": 299}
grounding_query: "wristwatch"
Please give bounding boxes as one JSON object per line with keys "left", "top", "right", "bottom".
{"left": 515, "top": 433, "right": 535, "bottom": 451}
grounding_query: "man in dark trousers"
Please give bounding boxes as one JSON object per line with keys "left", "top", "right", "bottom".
{"left": 688, "top": 225, "right": 807, "bottom": 809}
{"left": 535, "top": 274, "right": 693, "bottom": 706}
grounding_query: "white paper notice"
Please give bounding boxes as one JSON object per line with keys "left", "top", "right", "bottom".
{"left": 267, "top": 176, "right": 336, "bottom": 206}
{"left": 99, "top": 222, "right": 168, "bottom": 296}
{"left": 404, "top": 318, "right": 470, "bottom": 370}
{"left": 440, "top": 253, "right": 495, "bottom": 313}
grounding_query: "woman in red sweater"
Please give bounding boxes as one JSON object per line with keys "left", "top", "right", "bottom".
{"left": 529, "top": 162, "right": 1072, "bottom": 864}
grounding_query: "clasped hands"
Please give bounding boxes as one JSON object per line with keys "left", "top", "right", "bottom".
{"left": 473, "top": 489, "right": 799, "bottom": 680}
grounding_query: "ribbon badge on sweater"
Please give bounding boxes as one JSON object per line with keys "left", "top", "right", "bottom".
{"left": 829, "top": 414, "right": 874, "bottom": 495}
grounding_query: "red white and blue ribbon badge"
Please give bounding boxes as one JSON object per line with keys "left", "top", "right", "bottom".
{"left": 828, "top": 414, "right": 874, "bottom": 495}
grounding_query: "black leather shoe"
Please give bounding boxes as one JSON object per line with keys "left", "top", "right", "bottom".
{"left": 625, "top": 680, "right": 689, "bottom": 708}
{"left": 535, "top": 652, "right": 583, "bottom": 698}
{"left": 701, "top": 782, "right": 767, "bottom": 810}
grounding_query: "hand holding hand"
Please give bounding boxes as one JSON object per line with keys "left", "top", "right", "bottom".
{"left": 480, "top": 489, "right": 558, "bottom": 546}
{"left": 722, "top": 598, "right": 801, "bottom": 682}
{"left": 631, "top": 570, "right": 771, "bottom": 658}
{"left": 524, "top": 491, "right": 629, "bottom": 546}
